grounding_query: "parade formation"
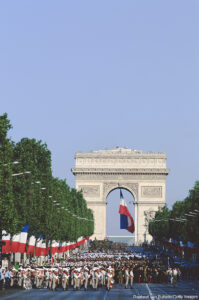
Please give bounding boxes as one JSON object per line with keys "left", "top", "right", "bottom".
{"left": 0, "top": 248, "right": 195, "bottom": 293}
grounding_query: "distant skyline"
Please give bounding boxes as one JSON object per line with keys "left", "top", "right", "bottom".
{"left": 0, "top": 1, "right": 198, "bottom": 235}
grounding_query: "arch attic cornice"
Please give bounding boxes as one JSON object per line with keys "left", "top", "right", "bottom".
{"left": 71, "top": 168, "right": 170, "bottom": 175}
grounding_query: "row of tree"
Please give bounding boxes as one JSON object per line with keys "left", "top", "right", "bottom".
{"left": 149, "top": 181, "right": 199, "bottom": 244}
{"left": 0, "top": 113, "right": 94, "bottom": 244}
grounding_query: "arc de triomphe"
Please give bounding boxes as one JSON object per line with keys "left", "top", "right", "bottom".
{"left": 72, "top": 148, "right": 170, "bottom": 244}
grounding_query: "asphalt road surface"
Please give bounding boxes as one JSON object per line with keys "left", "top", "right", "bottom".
{"left": 1, "top": 282, "right": 199, "bottom": 300}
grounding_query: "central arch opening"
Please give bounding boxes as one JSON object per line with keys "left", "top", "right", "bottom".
{"left": 106, "top": 188, "right": 135, "bottom": 244}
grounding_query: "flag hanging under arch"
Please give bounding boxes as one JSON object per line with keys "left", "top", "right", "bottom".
{"left": 119, "top": 190, "right": 134, "bottom": 233}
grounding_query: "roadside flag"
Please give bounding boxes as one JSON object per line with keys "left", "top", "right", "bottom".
{"left": 2, "top": 230, "right": 11, "bottom": 253}
{"left": 18, "top": 225, "right": 29, "bottom": 253}
{"left": 35, "top": 235, "right": 43, "bottom": 256}
{"left": 10, "top": 233, "right": 21, "bottom": 253}
{"left": 40, "top": 241, "right": 47, "bottom": 256}
{"left": 26, "top": 235, "right": 36, "bottom": 254}
{"left": 51, "top": 240, "right": 59, "bottom": 254}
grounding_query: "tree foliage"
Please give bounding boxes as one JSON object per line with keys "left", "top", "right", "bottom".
{"left": 0, "top": 114, "right": 18, "bottom": 235}
{"left": 0, "top": 113, "right": 94, "bottom": 243}
{"left": 149, "top": 181, "right": 199, "bottom": 243}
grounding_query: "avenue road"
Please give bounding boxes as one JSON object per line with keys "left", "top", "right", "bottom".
{"left": 1, "top": 281, "right": 199, "bottom": 300}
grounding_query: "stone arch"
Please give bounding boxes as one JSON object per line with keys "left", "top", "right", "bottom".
{"left": 72, "top": 148, "right": 169, "bottom": 244}
{"left": 103, "top": 182, "right": 138, "bottom": 203}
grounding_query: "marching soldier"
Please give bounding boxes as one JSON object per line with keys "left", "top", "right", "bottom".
{"left": 125, "top": 267, "right": 130, "bottom": 289}
{"left": 118, "top": 267, "right": 123, "bottom": 286}
{"left": 106, "top": 268, "right": 114, "bottom": 291}
{"left": 129, "top": 267, "right": 134, "bottom": 288}
{"left": 172, "top": 267, "right": 178, "bottom": 288}
{"left": 95, "top": 269, "right": 102, "bottom": 290}
{"left": 51, "top": 270, "right": 59, "bottom": 291}
{"left": 101, "top": 268, "right": 106, "bottom": 286}
{"left": 23, "top": 269, "right": 32, "bottom": 289}
{"left": 73, "top": 269, "right": 81, "bottom": 290}
{"left": 17, "top": 268, "right": 23, "bottom": 288}
{"left": 10, "top": 269, "right": 16, "bottom": 287}
{"left": 143, "top": 266, "right": 147, "bottom": 283}
{"left": 62, "top": 269, "right": 70, "bottom": 290}
{"left": 83, "top": 267, "right": 90, "bottom": 290}
{"left": 45, "top": 268, "right": 50, "bottom": 289}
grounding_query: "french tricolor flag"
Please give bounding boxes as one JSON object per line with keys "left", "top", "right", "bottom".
{"left": 10, "top": 225, "right": 29, "bottom": 253}
{"left": 26, "top": 235, "right": 36, "bottom": 254}
{"left": 61, "top": 241, "right": 67, "bottom": 252}
{"left": 40, "top": 241, "right": 47, "bottom": 256}
{"left": 18, "top": 225, "right": 29, "bottom": 253}
{"left": 35, "top": 235, "right": 43, "bottom": 256}
{"left": 10, "top": 233, "right": 20, "bottom": 253}
{"left": 2, "top": 230, "right": 11, "bottom": 253}
{"left": 119, "top": 190, "right": 134, "bottom": 233}
{"left": 51, "top": 240, "right": 59, "bottom": 254}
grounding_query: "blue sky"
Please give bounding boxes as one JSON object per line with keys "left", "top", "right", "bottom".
{"left": 0, "top": 1, "right": 198, "bottom": 235}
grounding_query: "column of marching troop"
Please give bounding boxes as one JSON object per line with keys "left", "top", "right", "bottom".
{"left": 1, "top": 263, "right": 181, "bottom": 291}
{"left": 1, "top": 250, "right": 186, "bottom": 291}
{"left": 1, "top": 265, "right": 115, "bottom": 291}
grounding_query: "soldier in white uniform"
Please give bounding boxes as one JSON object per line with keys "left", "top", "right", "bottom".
{"left": 101, "top": 268, "right": 106, "bottom": 286}
{"left": 10, "top": 269, "right": 17, "bottom": 287}
{"left": 172, "top": 268, "right": 178, "bottom": 288}
{"left": 167, "top": 267, "right": 173, "bottom": 284}
{"left": 129, "top": 267, "right": 134, "bottom": 289}
{"left": 92, "top": 268, "right": 98, "bottom": 290}
{"left": 17, "top": 268, "right": 23, "bottom": 288}
{"left": 51, "top": 270, "right": 59, "bottom": 291}
{"left": 83, "top": 267, "right": 90, "bottom": 290}
{"left": 73, "top": 269, "right": 81, "bottom": 290}
{"left": 125, "top": 267, "right": 130, "bottom": 289}
{"left": 95, "top": 269, "right": 102, "bottom": 290}
{"left": 106, "top": 268, "right": 114, "bottom": 291}
{"left": 23, "top": 269, "right": 32, "bottom": 289}
{"left": 62, "top": 269, "right": 70, "bottom": 290}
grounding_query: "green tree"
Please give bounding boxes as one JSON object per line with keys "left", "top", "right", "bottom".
{"left": 149, "top": 206, "right": 170, "bottom": 239}
{"left": 0, "top": 113, "right": 94, "bottom": 253}
{"left": 149, "top": 181, "right": 199, "bottom": 244}
{"left": 13, "top": 138, "right": 52, "bottom": 236}
{"left": 0, "top": 114, "right": 18, "bottom": 235}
